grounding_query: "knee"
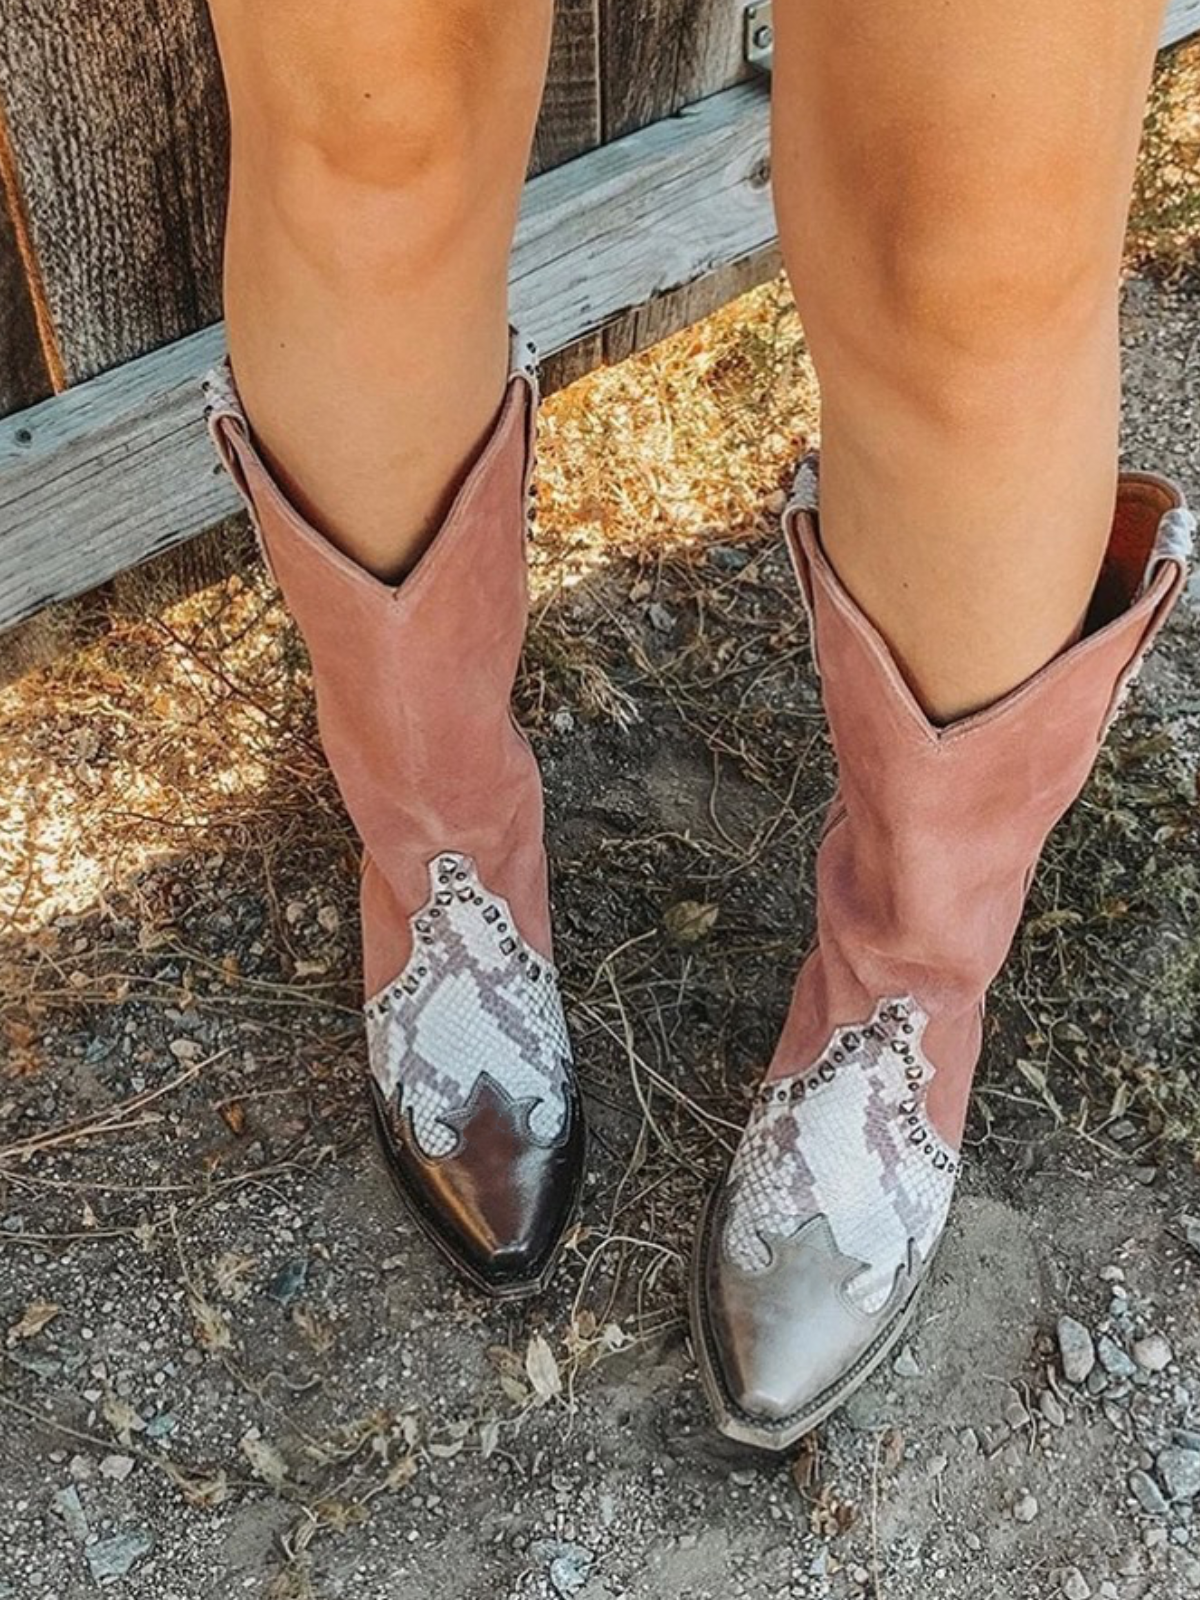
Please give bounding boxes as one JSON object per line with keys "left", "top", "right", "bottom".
{"left": 233, "top": 3, "right": 518, "bottom": 251}
{"left": 277, "top": 57, "right": 477, "bottom": 193}
{"left": 877, "top": 210, "right": 1106, "bottom": 366}
{"left": 793, "top": 145, "right": 1114, "bottom": 412}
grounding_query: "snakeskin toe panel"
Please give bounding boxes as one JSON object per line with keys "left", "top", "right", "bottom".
{"left": 364, "top": 854, "right": 573, "bottom": 1160}
{"left": 723, "top": 999, "right": 959, "bottom": 1314}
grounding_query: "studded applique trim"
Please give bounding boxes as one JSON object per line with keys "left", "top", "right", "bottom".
{"left": 723, "top": 998, "right": 959, "bottom": 1315}
{"left": 363, "top": 854, "right": 573, "bottom": 1160}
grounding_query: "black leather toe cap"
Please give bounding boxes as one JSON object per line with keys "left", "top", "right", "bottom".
{"left": 370, "top": 1071, "right": 585, "bottom": 1297}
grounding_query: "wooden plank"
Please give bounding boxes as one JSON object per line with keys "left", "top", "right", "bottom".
{"left": 0, "top": 107, "right": 53, "bottom": 415}
{"left": 598, "top": 0, "right": 757, "bottom": 370}
{"left": 1164, "top": 0, "right": 1200, "bottom": 46}
{"left": 533, "top": 0, "right": 602, "bottom": 172}
{"left": 600, "top": 0, "right": 747, "bottom": 140}
{"left": 0, "top": 80, "right": 775, "bottom": 634}
{"left": 531, "top": 0, "right": 606, "bottom": 397}
{"left": 0, "top": 0, "right": 227, "bottom": 386}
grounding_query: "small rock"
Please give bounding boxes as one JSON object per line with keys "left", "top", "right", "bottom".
{"left": 1146, "top": 1525, "right": 1169, "bottom": 1551}
{"left": 1097, "top": 1335, "right": 1137, "bottom": 1379}
{"left": 927, "top": 1454, "right": 948, "bottom": 1478}
{"left": 99, "top": 1454, "right": 135, "bottom": 1483}
{"left": 964, "top": 1532, "right": 982, "bottom": 1552}
{"left": 85, "top": 1530, "right": 154, "bottom": 1583}
{"left": 1104, "top": 1401, "right": 1131, "bottom": 1434}
{"left": 647, "top": 602, "right": 675, "bottom": 633}
{"left": 1171, "top": 1548, "right": 1200, "bottom": 1592}
{"left": 1130, "top": 1470, "right": 1170, "bottom": 1517}
{"left": 531, "top": 1542, "right": 593, "bottom": 1597}
{"left": 1115, "top": 1548, "right": 1143, "bottom": 1577}
{"left": 841, "top": 1388, "right": 882, "bottom": 1430}
{"left": 1013, "top": 1491, "right": 1039, "bottom": 1524}
{"left": 266, "top": 1258, "right": 309, "bottom": 1306}
{"left": 892, "top": 1345, "right": 922, "bottom": 1379}
{"left": 1175, "top": 1431, "right": 1200, "bottom": 1454}
{"left": 1099, "top": 1265, "right": 1126, "bottom": 1282}
{"left": 168, "top": 1037, "right": 200, "bottom": 1062}
{"left": 1061, "top": 1567, "right": 1091, "bottom": 1600}
{"left": 765, "top": 488, "right": 788, "bottom": 516}
{"left": 1040, "top": 1391, "right": 1067, "bottom": 1428}
{"left": 52, "top": 1485, "right": 89, "bottom": 1542}
{"left": 1002, "top": 1390, "right": 1029, "bottom": 1429}
{"left": 1133, "top": 1333, "right": 1173, "bottom": 1373}
{"left": 1086, "top": 1368, "right": 1109, "bottom": 1397}
{"left": 1057, "top": 1316, "right": 1096, "bottom": 1384}
{"left": 707, "top": 544, "right": 751, "bottom": 574}
{"left": 1158, "top": 1448, "right": 1200, "bottom": 1502}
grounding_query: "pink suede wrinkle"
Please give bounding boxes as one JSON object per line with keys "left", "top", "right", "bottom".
{"left": 769, "top": 474, "right": 1191, "bottom": 1148}
{"left": 207, "top": 370, "right": 553, "bottom": 1000}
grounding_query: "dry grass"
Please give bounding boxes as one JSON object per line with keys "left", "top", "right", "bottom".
{"left": 1129, "top": 37, "right": 1200, "bottom": 275}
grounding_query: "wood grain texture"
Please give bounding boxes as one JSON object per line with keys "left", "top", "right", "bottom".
{"left": 0, "top": 185, "right": 51, "bottom": 416}
{"left": 1163, "top": 0, "right": 1200, "bottom": 45}
{"left": 530, "top": 0, "right": 606, "bottom": 399}
{"left": 0, "top": 0, "right": 228, "bottom": 385}
{"left": 600, "top": 0, "right": 747, "bottom": 140}
{"left": 0, "top": 81, "right": 775, "bottom": 633}
{"left": 598, "top": 0, "right": 756, "bottom": 370}
{"left": 533, "top": 0, "right": 602, "bottom": 172}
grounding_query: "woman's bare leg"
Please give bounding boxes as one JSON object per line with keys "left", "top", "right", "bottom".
{"left": 772, "top": 0, "right": 1168, "bottom": 720}
{"left": 206, "top": 0, "right": 553, "bottom": 581}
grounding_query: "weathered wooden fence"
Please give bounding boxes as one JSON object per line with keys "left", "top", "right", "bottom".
{"left": 1, "top": 0, "right": 1198, "bottom": 637}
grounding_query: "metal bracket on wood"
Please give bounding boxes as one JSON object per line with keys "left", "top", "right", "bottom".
{"left": 743, "top": 1, "right": 774, "bottom": 74}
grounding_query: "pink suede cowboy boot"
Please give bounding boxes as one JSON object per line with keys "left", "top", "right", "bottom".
{"left": 691, "top": 460, "right": 1193, "bottom": 1447}
{"left": 204, "top": 335, "right": 584, "bottom": 1298}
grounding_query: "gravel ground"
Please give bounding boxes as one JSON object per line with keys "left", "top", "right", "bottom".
{"left": 1, "top": 273, "right": 1198, "bottom": 1600}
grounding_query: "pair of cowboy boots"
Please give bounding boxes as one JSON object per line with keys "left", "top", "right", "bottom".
{"left": 206, "top": 335, "right": 1193, "bottom": 1446}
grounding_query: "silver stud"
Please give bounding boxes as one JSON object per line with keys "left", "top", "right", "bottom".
{"left": 500, "top": 937, "right": 516, "bottom": 955}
